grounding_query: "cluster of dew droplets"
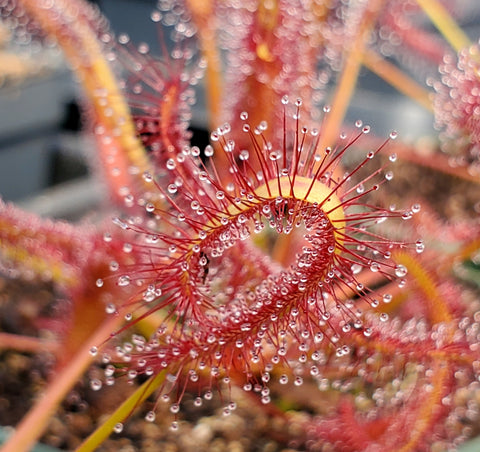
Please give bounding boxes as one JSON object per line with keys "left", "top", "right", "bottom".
{"left": 113, "top": 1, "right": 205, "bottom": 173}
{"left": 431, "top": 42, "right": 480, "bottom": 175}
{"left": 305, "top": 301, "right": 480, "bottom": 450}
{"left": 341, "top": 121, "right": 427, "bottom": 307}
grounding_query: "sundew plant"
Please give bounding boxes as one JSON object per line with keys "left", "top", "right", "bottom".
{"left": 0, "top": 0, "right": 480, "bottom": 451}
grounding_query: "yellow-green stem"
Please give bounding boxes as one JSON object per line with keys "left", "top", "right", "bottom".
{"left": 74, "top": 372, "right": 165, "bottom": 452}
{"left": 415, "top": 0, "right": 471, "bottom": 52}
{"left": 314, "top": 0, "right": 386, "bottom": 161}
{"left": 362, "top": 49, "right": 433, "bottom": 112}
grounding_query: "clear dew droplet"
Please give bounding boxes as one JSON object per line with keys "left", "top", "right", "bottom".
{"left": 204, "top": 145, "right": 214, "bottom": 157}
{"left": 105, "top": 303, "right": 116, "bottom": 314}
{"left": 145, "top": 411, "right": 156, "bottom": 422}
{"left": 294, "top": 376, "right": 303, "bottom": 386}
{"left": 112, "top": 217, "right": 128, "bottom": 230}
{"left": 118, "top": 33, "right": 129, "bottom": 45}
{"left": 395, "top": 264, "right": 408, "bottom": 278}
{"left": 383, "top": 293, "right": 392, "bottom": 304}
{"left": 351, "top": 263, "right": 362, "bottom": 275}
{"left": 243, "top": 383, "right": 252, "bottom": 391}
{"left": 90, "top": 379, "right": 102, "bottom": 391}
{"left": 138, "top": 42, "right": 149, "bottom": 54}
{"left": 117, "top": 275, "right": 131, "bottom": 287}
{"left": 411, "top": 203, "right": 421, "bottom": 213}
{"left": 142, "top": 172, "right": 153, "bottom": 183}
{"left": 150, "top": 10, "right": 161, "bottom": 22}
{"left": 145, "top": 203, "right": 155, "bottom": 213}
{"left": 239, "top": 150, "right": 249, "bottom": 161}
{"left": 96, "top": 278, "right": 104, "bottom": 288}
{"left": 90, "top": 346, "right": 98, "bottom": 356}
{"left": 389, "top": 130, "right": 398, "bottom": 140}
{"left": 113, "top": 422, "right": 123, "bottom": 433}
{"left": 415, "top": 239, "right": 425, "bottom": 254}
